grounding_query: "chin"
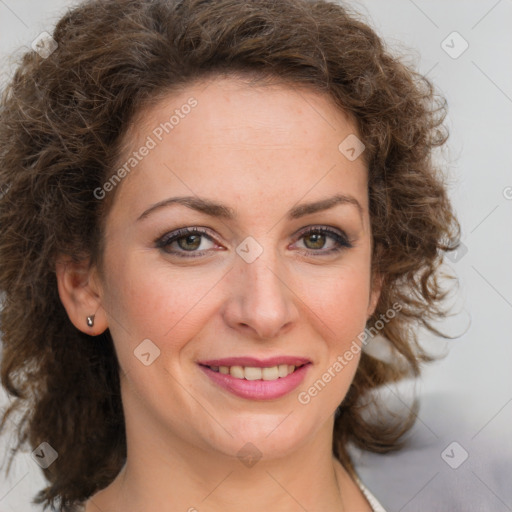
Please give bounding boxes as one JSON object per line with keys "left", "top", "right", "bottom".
{"left": 206, "top": 411, "right": 316, "bottom": 461}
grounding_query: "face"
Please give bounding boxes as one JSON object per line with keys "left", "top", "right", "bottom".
{"left": 90, "top": 77, "right": 379, "bottom": 461}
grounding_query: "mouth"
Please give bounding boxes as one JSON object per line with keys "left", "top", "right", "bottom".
{"left": 197, "top": 356, "right": 312, "bottom": 400}
{"left": 200, "top": 363, "right": 307, "bottom": 381}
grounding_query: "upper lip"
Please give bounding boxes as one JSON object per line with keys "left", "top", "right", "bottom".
{"left": 198, "top": 356, "right": 311, "bottom": 368}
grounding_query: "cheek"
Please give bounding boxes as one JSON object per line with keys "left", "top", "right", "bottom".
{"left": 297, "top": 262, "right": 372, "bottom": 343}
{"left": 101, "top": 251, "right": 222, "bottom": 354}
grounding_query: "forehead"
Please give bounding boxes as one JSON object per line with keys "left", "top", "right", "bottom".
{"left": 129, "top": 76, "right": 359, "bottom": 153}
{"left": 108, "top": 76, "right": 369, "bottom": 222}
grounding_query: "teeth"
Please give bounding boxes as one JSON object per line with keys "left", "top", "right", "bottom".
{"left": 262, "top": 366, "right": 279, "bottom": 381}
{"left": 278, "top": 364, "right": 289, "bottom": 377}
{"left": 230, "top": 366, "right": 245, "bottom": 379}
{"left": 244, "top": 366, "right": 262, "bottom": 381}
{"left": 212, "top": 364, "right": 298, "bottom": 380}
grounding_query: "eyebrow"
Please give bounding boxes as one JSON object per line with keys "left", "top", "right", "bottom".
{"left": 137, "top": 193, "right": 363, "bottom": 222}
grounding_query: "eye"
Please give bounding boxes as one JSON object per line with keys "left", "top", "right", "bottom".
{"left": 293, "top": 226, "right": 353, "bottom": 255}
{"left": 155, "top": 227, "right": 220, "bottom": 258}
{"left": 155, "top": 225, "right": 353, "bottom": 259}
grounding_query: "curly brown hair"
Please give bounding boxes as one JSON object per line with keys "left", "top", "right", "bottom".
{"left": 0, "top": 0, "right": 459, "bottom": 510}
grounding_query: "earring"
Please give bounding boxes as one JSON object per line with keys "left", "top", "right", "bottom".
{"left": 86, "top": 315, "right": 95, "bottom": 327}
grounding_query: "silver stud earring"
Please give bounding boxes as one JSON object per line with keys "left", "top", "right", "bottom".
{"left": 86, "top": 315, "right": 95, "bottom": 327}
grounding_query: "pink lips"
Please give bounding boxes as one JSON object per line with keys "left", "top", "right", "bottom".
{"left": 198, "top": 356, "right": 311, "bottom": 401}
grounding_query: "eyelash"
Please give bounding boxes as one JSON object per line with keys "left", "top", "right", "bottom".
{"left": 155, "top": 226, "right": 353, "bottom": 259}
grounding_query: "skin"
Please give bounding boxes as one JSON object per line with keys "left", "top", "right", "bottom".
{"left": 57, "top": 76, "right": 381, "bottom": 512}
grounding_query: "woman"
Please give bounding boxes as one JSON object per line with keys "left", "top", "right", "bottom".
{"left": 0, "top": 0, "right": 459, "bottom": 510}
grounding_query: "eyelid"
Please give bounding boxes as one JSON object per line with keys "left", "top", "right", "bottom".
{"left": 155, "top": 227, "right": 219, "bottom": 251}
{"left": 293, "top": 224, "right": 349, "bottom": 242}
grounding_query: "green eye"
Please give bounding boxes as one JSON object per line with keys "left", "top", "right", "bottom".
{"left": 155, "top": 225, "right": 352, "bottom": 259}
{"left": 156, "top": 228, "right": 217, "bottom": 257}
{"left": 294, "top": 226, "right": 353, "bottom": 254}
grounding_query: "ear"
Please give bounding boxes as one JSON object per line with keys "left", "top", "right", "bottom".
{"left": 55, "top": 255, "right": 109, "bottom": 336}
{"left": 367, "top": 272, "right": 383, "bottom": 319}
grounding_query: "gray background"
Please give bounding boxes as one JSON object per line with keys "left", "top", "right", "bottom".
{"left": 1, "top": 1, "right": 511, "bottom": 511}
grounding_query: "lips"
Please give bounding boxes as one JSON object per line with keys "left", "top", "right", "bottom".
{"left": 197, "top": 356, "right": 312, "bottom": 400}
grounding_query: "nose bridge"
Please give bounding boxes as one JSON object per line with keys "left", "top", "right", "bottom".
{"left": 243, "top": 246, "right": 284, "bottom": 301}
{"left": 225, "top": 235, "right": 298, "bottom": 339}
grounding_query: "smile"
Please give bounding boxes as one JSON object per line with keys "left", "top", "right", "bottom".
{"left": 198, "top": 356, "right": 312, "bottom": 400}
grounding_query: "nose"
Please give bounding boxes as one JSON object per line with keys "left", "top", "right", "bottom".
{"left": 222, "top": 244, "right": 300, "bottom": 340}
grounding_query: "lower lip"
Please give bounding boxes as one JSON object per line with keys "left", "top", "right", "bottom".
{"left": 199, "top": 364, "right": 311, "bottom": 400}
